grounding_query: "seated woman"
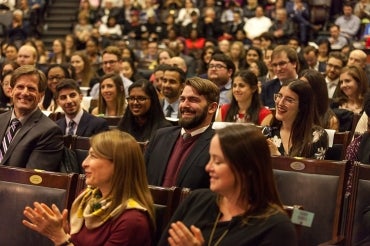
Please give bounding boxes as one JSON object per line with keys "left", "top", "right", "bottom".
{"left": 216, "top": 70, "right": 272, "bottom": 126}
{"left": 331, "top": 65, "right": 368, "bottom": 131}
{"left": 118, "top": 79, "right": 172, "bottom": 142}
{"left": 263, "top": 79, "right": 328, "bottom": 159}
{"left": 40, "top": 64, "right": 72, "bottom": 113}
{"left": 91, "top": 74, "right": 126, "bottom": 117}
{"left": 158, "top": 124, "right": 298, "bottom": 245}
{"left": 70, "top": 51, "right": 99, "bottom": 89}
{"left": 300, "top": 69, "right": 339, "bottom": 131}
{"left": 22, "top": 130, "right": 155, "bottom": 245}
{"left": 346, "top": 92, "right": 370, "bottom": 164}
{"left": 0, "top": 71, "right": 12, "bottom": 111}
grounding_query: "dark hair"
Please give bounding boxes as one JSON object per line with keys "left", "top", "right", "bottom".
{"left": 299, "top": 69, "right": 335, "bottom": 128}
{"left": 216, "top": 125, "right": 284, "bottom": 215}
{"left": 118, "top": 79, "right": 166, "bottom": 141}
{"left": 164, "top": 65, "right": 186, "bottom": 84}
{"left": 364, "top": 92, "right": 370, "bottom": 116}
{"left": 271, "top": 79, "right": 315, "bottom": 157}
{"left": 317, "top": 38, "right": 332, "bottom": 56}
{"left": 0, "top": 71, "right": 12, "bottom": 106}
{"left": 43, "top": 64, "right": 72, "bottom": 109}
{"left": 209, "top": 53, "right": 236, "bottom": 77}
{"left": 121, "top": 57, "right": 138, "bottom": 80}
{"left": 55, "top": 79, "right": 82, "bottom": 98}
{"left": 1, "top": 60, "right": 19, "bottom": 78}
{"left": 225, "top": 70, "right": 262, "bottom": 124}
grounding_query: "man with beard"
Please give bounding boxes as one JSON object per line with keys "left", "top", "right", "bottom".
{"left": 55, "top": 79, "right": 109, "bottom": 137}
{"left": 145, "top": 77, "right": 219, "bottom": 189}
{"left": 325, "top": 51, "right": 347, "bottom": 99}
{"left": 207, "top": 53, "right": 235, "bottom": 106}
{"left": 161, "top": 65, "right": 186, "bottom": 119}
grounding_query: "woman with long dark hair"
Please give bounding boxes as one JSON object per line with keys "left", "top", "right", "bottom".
{"left": 263, "top": 79, "right": 328, "bottom": 159}
{"left": 118, "top": 79, "right": 171, "bottom": 142}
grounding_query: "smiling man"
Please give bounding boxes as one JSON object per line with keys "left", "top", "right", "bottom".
{"left": 161, "top": 65, "right": 186, "bottom": 119}
{"left": 55, "top": 79, "right": 109, "bottom": 137}
{"left": 0, "top": 65, "right": 63, "bottom": 171}
{"left": 145, "top": 77, "right": 219, "bottom": 189}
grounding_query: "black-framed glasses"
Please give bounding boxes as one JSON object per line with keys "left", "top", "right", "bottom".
{"left": 127, "top": 96, "right": 149, "bottom": 103}
{"left": 47, "top": 76, "right": 65, "bottom": 81}
{"left": 208, "top": 64, "right": 227, "bottom": 70}
{"left": 274, "top": 93, "right": 297, "bottom": 105}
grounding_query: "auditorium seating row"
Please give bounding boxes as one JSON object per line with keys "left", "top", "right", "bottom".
{"left": 0, "top": 157, "right": 368, "bottom": 245}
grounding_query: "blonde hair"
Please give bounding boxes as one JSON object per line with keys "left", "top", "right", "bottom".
{"left": 90, "top": 130, "right": 155, "bottom": 227}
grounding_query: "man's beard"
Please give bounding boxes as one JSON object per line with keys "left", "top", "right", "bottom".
{"left": 179, "top": 105, "right": 208, "bottom": 130}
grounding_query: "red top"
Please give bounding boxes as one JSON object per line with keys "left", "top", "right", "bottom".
{"left": 71, "top": 209, "right": 152, "bottom": 246}
{"left": 220, "top": 104, "right": 271, "bottom": 125}
{"left": 185, "top": 38, "right": 206, "bottom": 50}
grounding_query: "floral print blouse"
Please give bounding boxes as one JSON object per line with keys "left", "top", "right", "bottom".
{"left": 263, "top": 125, "right": 329, "bottom": 160}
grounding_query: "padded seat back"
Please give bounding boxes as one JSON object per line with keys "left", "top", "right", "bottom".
{"left": 0, "top": 166, "right": 78, "bottom": 246}
{"left": 345, "top": 163, "right": 370, "bottom": 245}
{"left": 272, "top": 156, "right": 347, "bottom": 246}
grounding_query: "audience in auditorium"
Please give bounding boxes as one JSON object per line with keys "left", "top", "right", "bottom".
{"left": 158, "top": 124, "right": 297, "bottom": 246}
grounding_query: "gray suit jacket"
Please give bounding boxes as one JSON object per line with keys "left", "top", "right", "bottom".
{"left": 145, "top": 125, "right": 214, "bottom": 189}
{"left": 56, "top": 111, "right": 109, "bottom": 137}
{"left": 0, "top": 109, "right": 63, "bottom": 171}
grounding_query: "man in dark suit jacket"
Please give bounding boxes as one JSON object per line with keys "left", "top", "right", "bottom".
{"left": 145, "top": 77, "right": 220, "bottom": 190}
{"left": 55, "top": 79, "right": 109, "bottom": 137}
{"left": 261, "top": 45, "right": 299, "bottom": 108}
{"left": 0, "top": 65, "right": 63, "bottom": 171}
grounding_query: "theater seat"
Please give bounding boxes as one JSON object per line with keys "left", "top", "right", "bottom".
{"left": 0, "top": 166, "right": 78, "bottom": 246}
{"left": 272, "top": 156, "right": 348, "bottom": 246}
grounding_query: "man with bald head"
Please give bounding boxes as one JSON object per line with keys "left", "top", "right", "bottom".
{"left": 348, "top": 49, "right": 370, "bottom": 86}
{"left": 170, "top": 56, "right": 187, "bottom": 74}
{"left": 17, "top": 45, "right": 37, "bottom": 66}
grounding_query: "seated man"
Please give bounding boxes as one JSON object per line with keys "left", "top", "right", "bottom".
{"left": 0, "top": 65, "right": 63, "bottom": 171}
{"left": 145, "top": 77, "right": 219, "bottom": 189}
{"left": 55, "top": 79, "right": 109, "bottom": 137}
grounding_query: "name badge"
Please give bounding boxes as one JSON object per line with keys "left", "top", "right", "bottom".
{"left": 291, "top": 208, "right": 314, "bottom": 227}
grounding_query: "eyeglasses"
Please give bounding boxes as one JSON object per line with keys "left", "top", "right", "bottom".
{"left": 102, "top": 60, "right": 118, "bottom": 66}
{"left": 274, "top": 93, "right": 297, "bottom": 105}
{"left": 326, "top": 63, "right": 342, "bottom": 70}
{"left": 208, "top": 64, "right": 227, "bottom": 70}
{"left": 127, "top": 96, "right": 149, "bottom": 103}
{"left": 47, "top": 76, "right": 65, "bottom": 81}
{"left": 271, "top": 61, "right": 289, "bottom": 69}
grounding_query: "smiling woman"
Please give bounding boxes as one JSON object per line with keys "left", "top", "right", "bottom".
{"left": 91, "top": 73, "right": 126, "bottom": 117}
{"left": 158, "top": 125, "right": 298, "bottom": 246}
{"left": 22, "top": 130, "right": 155, "bottom": 245}
{"left": 263, "top": 79, "right": 328, "bottom": 159}
{"left": 118, "top": 79, "right": 172, "bottom": 142}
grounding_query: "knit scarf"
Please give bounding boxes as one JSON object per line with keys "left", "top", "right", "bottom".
{"left": 69, "top": 186, "right": 147, "bottom": 234}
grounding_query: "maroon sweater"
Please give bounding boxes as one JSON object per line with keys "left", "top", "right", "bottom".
{"left": 71, "top": 209, "right": 153, "bottom": 246}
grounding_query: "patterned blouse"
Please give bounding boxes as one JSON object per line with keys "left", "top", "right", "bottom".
{"left": 263, "top": 125, "right": 328, "bottom": 160}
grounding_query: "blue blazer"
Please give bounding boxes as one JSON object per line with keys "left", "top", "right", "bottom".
{"left": 56, "top": 111, "right": 109, "bottom": 137}
{"left": 260, "top": 78, "right": 281, "bottom": 108}
{"left": 0, "top": 109, "right": 63, "bottom": 171}
{"left": 145, "top": 125, "right": 214, "bottom": 190}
